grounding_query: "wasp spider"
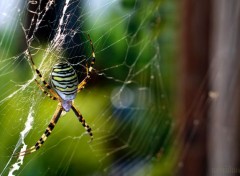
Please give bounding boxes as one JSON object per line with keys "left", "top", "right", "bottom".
{"left": 16, "top": 35, "right": 95, "bottom": 156}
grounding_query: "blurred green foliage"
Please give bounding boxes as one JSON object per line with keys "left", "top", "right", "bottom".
{"left": 0, "top": 0, "right": 177, "bottom": 175}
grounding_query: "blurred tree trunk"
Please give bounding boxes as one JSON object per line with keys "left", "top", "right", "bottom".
{"left": 177, "top": 0, "right": 210, "bottom": 175}
{"left": 209, "top": 1, "right": 240, "bottom": 175}
{"left": 178, "top": 0, "right": 240, "bottom": 175}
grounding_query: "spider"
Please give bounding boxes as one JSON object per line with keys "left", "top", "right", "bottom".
{"left": 16, "top": 35, "right": 95, "bottom": 156}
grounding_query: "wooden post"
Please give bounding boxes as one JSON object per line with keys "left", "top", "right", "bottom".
{"left": 178, "top": 0, "right": 211, "bottom": 175}
{"left": 209, "top": 1, "right": 240, "bottom": 175}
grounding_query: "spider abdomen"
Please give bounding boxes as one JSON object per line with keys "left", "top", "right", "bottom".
{"left": 50, "top": 61, "right": 78, "bottom": 101}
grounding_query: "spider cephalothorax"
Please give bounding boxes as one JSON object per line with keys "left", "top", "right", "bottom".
{"left": 15, "top": 35, "right": 95, "bottom": 156}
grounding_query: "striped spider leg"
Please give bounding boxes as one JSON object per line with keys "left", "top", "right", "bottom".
{"left": 77, "top": 34, "right": 96, "bottom": 92}
{"left": 34, "top": 79, "right": 57, "bottom": 100}
{"left": 25, "top": 49, "right": 59, "bottom": 99}
{"left": 15, "top": 35, "right": 95, "bottom": 156}
{"left": 16, "top": 104, "right": 63, "bottom": 156}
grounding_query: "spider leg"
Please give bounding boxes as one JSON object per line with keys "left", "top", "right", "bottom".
{"left": 34, "top": 79, "right": 58, "bottom": 100}
{"left": 87, "top": 34, "right": 96, "bottom": 73}
{"left": 14, "top": 104, "right": 63, "bottom": 156}
{"left": 71, "top": 103, "right": 93, "bottom": 141}
{"left": 25, "top": 49, "right": 58, "bottom": 97}
{"left": 77, "top": 75, "right": 90, "bottom": 92}
{"left": 77, "top": 34, "right": 96, "bottom": 92}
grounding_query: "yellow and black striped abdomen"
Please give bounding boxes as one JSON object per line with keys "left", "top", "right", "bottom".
{"left": 50, "top": 61, "right": 78, "bottom": 101}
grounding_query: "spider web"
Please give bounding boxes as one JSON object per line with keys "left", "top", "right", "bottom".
{"left": 0, "top": 0, "right": 176, "bottom": 175}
